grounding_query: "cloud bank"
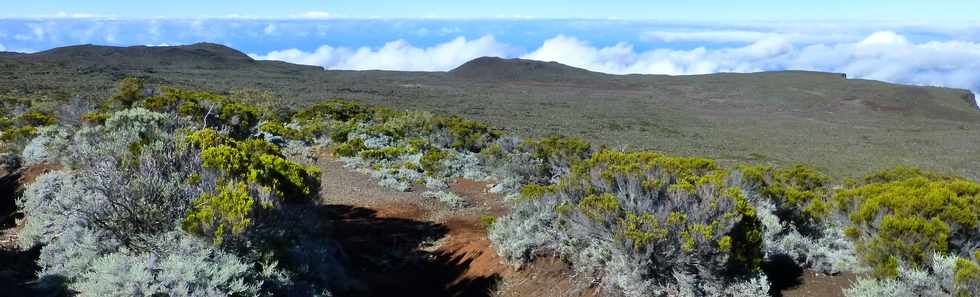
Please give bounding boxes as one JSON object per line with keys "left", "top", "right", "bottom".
{"left": 253, "top": 36, "right": 511, "bottom": 71}
{"left": 254, "top": 31, "right": 980, "bottom": 104}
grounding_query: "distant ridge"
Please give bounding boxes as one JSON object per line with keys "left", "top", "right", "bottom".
{"left": 449, "top": 56, "right": 606, "bottom": 82}
{"left": 26, "top": 43, "right": 252, "bottom": 68}
{"left": 1, "top": 43, "right": 978, "bottom": 178}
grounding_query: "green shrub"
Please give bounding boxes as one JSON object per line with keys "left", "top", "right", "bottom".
{"left": 369, "top": 109, "right": 433, "bottom": 138}
{"left": 740, "top": 164, "right": 832, "bottom": 228}
{"left": 433, "top": 115, "right": 499, "bottom": 152}
{"left": 329, "top": 121, "right": 357, "bottom": 143}
{"left": 217, "top": 102, "right": 260, "bottom": 137}
{"left": 182, "top": 181, "right": 255, "bottom": 245}
{"left": 334, "top": 137, "right": 365, "bottom": 157}
{"left": 18, "top": 111, "right": 58, "bottom": 126}
{"left": 1, "top": 126, "right": 36, "bottom": 142}
{"left": 480, "top": 215, "right": 497, "bottom": 230}
{"left": 112, "top": 77, "right": 144, "bottom": 107}
{"left": 420, "top": 149, "right": 451, "bottom": 175}
{"left": 293, "top": 100, "right": 368, "bottom": 123}
{"left": 955, "top": 257, "right": 980, "bottom": 296}
{"left": 80, "top": 111, "right": 110, "bottom": 124}
{"left": 191, "top": 129, "right": 320, "bottom": 200}
{"left": 258, "top": 120, "right": 309, "bottom": 141}
{"left": 836, "top": 167, "right": 980, "bottom": 278}
{"left": 359, "top": 146, "right": 407, "bottom": 160}
{"left": 518, "top": 183, "right": 556, "bottom": 200}
{"left": 526, "top": 134, "right": 591, "bottom": 164}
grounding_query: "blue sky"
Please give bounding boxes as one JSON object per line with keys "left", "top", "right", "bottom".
{"left": 2, "top": 0, "right": 980, "bottom": 21}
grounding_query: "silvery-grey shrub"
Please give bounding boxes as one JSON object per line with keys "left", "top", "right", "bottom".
{"left": 21, "top": 125, "right": 70, "bottom": 166}
{"left": 61, "top": 109, "right": 206, "bottom": 252}
{"left": 72, "top": 231, "right": 262, "bottom": 297}
{"left": 423, "top": 190, "right": 467, "bottom": 208}
{"left": 490, "top": 166, "right": 767, "bottom": 297}
{"left": 844, "top": 253, "right": 961, "bottom": 297}
{"left": 488, "top": 194, "right": 561, "bottom": 266}
{"left": 754, "top": 199, "right": 859, "bottom": 274}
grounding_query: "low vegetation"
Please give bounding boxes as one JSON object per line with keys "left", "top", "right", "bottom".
{"left": 13, "top": 79, "right": 345, "bottom": 296}
{"left": 4, "top": 77, "right": 979, "bottom": 296}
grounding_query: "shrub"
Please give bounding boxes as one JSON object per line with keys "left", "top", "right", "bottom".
{"left": 292, "top": 100, "right": 368, "bottom": 123}
{"left": 80, "top": 111, "right": 110, "bottom": 124}
{"left": 740, "top": 164, "right": 831, "bottom": 228}
{"left": 21, "top": 125, "right": 70, "bottom": 166}
{"left": 217, "top": 102, "right": 260, "bottom": 137}
{"left": 844, "top": 253, "right": 980, "bottom": 297}
{"left": 112, "top": 77, "right": 145, "bottom": 107}
{"left": 192, "top": 132, "right": 320, "bottom": 201}
{"left": 431, "top": 115, "right": 499, "bottom": 152}
{"left": 835, "top": 167, "right": 980, "bottom": 278}
{"left": 369, "top": 109, "right": 433, "bottom": 138}
{"left": 334, "top": 137, "right": 365, "bottom": 158}
{"left": 488, "top": 195, "right": 561, "bottom": 266}
{"left": 18, "top": 170, "right": 88, "bottom": 248}
{"left": 71, "top": 231, "right": 262, "bottom": 297}
{"left": 524, "top": 134, "right": 592, "bottom": 179}
{"left": 59, "top": 110, "right": 204, "bottom": 252}
{"left": 258, "top": 120, "right": 309, "bottom": 142}
{"left": 182, "top": 181, "right": 255, "bottom": 245}
{"left": 18, "top": 111, "right": 58, "bottom": 127}
{"left": 420, "top": 149, "right": 451, "bottom": 176}
{"left": 754, "top": 199, "right": 859, "bottom": 274}
{"left": 491, "top": 150, "right": 765, "bottom": 297}
{"left": 423, "top": 191, "right": 467, "bottom": 208}
{"left": 359, "top": 146, "right": 407, "bottom": 161}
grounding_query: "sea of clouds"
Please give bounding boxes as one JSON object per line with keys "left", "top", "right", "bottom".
{"left": 1, "top": 19, "right": 977, "bottom": 105}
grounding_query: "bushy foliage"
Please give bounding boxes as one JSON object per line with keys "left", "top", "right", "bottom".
{"left": 188, "top": 128, "right": 321, "bottom": 201}
{"left": 17, "top": 101, "right": 346, "bottom": 295}
{"left": 112, "top": 77, "right": 145, "bottom": 107}
{"left": 20, "top": 125, "right": 70, "bottom": 166}
{"left": 491, "top": 150, "right": 766, "bottom": 297}
{"left": 72, "top": 231, "right": 262, "bottom": 297}
{"left": 181, "top": 181, "right": 256, "bottom": 245}
{"left": 423, "top": 190, "right": 467, "bottom": 208}
{"left": 740, "top": 164, "right": 831, "bottom": 228}
{"left": 257, "top": 120, "right": 310, "bottom": 142}
{"left": 22, "top": 108, "right": 204, "bottom": 252}
{"left": 1, "top": 110, "right": 59, "bottom": 151}
{"left": 835, "top": 166, "right": 980, "bottom": 278}
{"left": 736, "top": 164, "right": 861, "bottom": 274}
{"left": 292, "top": 99, "right": 369, "bottom": 123}
{"left": 845, "top": 253, "right": 979, "bottom": 297}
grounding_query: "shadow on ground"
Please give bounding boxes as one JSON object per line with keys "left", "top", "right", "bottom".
{"left": 763, "top": 254, "right": 804, "bottom": 297}
{"left": 322, "top": 205, "right": 500, "bottom": 297}
{"left": 0, "top": 245, "right": 41, "bottom": 296}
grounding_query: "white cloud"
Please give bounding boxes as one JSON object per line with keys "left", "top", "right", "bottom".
{"left": 291, "top": 11, "right": 333, "bottom": 19}
{"left": 263, "top": 23, "right": 277, "bottom": 35}
{"left": 254, "top": 32, "right": 980, "bottom": 105}
{"left": 252, "top": 36, "right": 511, "bottom": 71}
{"left": 640, "top": 29, "right": 862, "bottom": 45}
{"left": 0, "top": 44, "right": 5, "bottom": 51}
{"left": 521, "top": 32, "right": 980, "bottom": 102}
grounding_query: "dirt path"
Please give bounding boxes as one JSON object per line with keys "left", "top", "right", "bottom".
{"left": 318, "top": 151, "right": 511, "bottom": 297}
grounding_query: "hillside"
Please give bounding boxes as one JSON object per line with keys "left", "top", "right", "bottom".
{"left": 0, "top": 44, "right": 978, "bottom": 179}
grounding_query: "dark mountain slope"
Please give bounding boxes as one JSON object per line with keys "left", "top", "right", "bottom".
{"left": 450, "top": 57, "right": 608, "bottom": 82}
{"left": 2, "top": 43, "right": 321, "bottom": 72}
